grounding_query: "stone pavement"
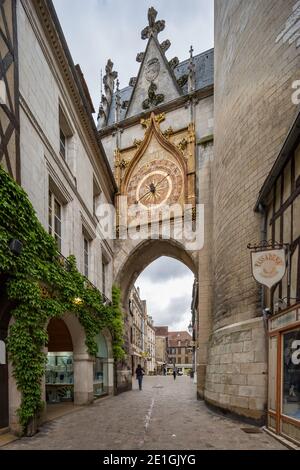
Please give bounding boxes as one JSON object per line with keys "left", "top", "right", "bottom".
{"left": 4, "top": 376, "right": 285, "bottom": 450}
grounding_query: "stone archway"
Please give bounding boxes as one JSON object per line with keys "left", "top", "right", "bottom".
{"left": 115, "top": 238, "right": 198, "bottom": 309}
{"left": 44, "top": 313, "right": 94, "bottom": 412}
{"left": 114, "top": 237, "right": 199, "bottom": 393}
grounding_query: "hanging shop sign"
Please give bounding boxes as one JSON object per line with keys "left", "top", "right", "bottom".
{"left": 249, "top": 245, "right": 287, "bottom": 289}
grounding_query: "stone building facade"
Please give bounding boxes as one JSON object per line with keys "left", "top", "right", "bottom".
{"left": 206, "top": 0, "right": 300, "bottom": 422}
{"left": 0, "top": 0, "right": 117, "bottom": 433}
{"left": 167, "top": 331, "right": 193, "bottom": 375}
{"left": 146, "top": 315, "right": 156, "bottom": 374}
{"left": 154, "top": 326, "right": 169, "bottom": 374}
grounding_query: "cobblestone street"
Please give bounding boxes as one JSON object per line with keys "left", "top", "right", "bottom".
{"left": 4, "top": 377, "right": 285, "bottom": 450}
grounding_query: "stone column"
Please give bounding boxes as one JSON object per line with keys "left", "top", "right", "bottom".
{"left": 197, "top": 142, "right": 213, "bottom": 398}
{"left": 8, "top": 360, "right": 22, "bottom": 435}
{"left": 73, "top": 354, "right": 94, "bottom": 405}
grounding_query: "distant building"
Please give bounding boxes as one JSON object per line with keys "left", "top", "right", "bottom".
{"left": 129, "top": 286, "right": 156, "bottom": 375}
{"left": 167, "top": 331, "right": 193, "bottom": 375}
{"left": 154, "top": 327, "right": 169, "bottom": 374}
{"left": 145, "top": 316, "right": 156, "bottom": 374}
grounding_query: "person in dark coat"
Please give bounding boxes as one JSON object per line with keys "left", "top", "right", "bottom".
{"left": 136, "top": 364, "right": 145, "bottom": 390}
{"left": 172, "top": 365, "right": 177, "bottom": 380}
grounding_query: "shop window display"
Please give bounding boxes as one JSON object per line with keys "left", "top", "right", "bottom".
{"left": 93, "top": 333, "right": 109, "bottom": 397}
{"left": 46, "top": 352, "right": 74, "bottom": 403}
{"left": 93, "top": 358, "right": 108, "bottom": 397}
{"left": 282, "top": 330, "right": 300, "bottom": 420}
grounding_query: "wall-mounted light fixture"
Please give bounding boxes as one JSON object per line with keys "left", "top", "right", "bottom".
{"left": 9, "top": 239, "right": 23, "bottom": 256}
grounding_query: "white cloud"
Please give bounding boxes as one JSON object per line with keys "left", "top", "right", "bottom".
{"left": 52, "top": 0, "right": 214, "bottom": 112}
{"left": 136, "top": 257, "right": 194, "bottom": 331}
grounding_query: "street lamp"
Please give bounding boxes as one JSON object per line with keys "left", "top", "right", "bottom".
{"left": 188, "top": 321, "right": 195, "bottom": 379}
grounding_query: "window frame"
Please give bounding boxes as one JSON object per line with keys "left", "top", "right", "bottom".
{"left": 48, "top": 190, "right": 62, "bottom": 251}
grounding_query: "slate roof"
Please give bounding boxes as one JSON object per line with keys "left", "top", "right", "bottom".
{"left": 168, "top": 331, "right": 192, "bottom": 348}
{"left": 154, "top": 326, "right": 169, "bottom": 337}
{"left": 106, "top": 48, "right": 214, "bottom": 126}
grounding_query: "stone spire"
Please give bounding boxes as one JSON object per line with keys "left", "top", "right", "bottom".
{"left": 97, "top": 59, "right": 118, "bottom": 129}
{"left": 188, "top": 45, "right": 196, "bottom": 93}
{"left": 141, "top": 7, "right": 165, "bottom": 40}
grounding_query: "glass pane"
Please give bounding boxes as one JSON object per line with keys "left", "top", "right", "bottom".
{"left": 46, "top": 353, "right": 74, "bottom": 403}
{"left": 269, "top": 336, "right": 277, "bottom": 411}
{"left": 93, "top": 358, "right": 108, "bottom": 397}
{"left": 54, "top": 217, "right": 61, "bottom": 237}
{"left": 55, "top": 233, "right": 62, "bottom": 251}
{"left": 54, "top": 200, "right": 61, "bottom": 220}
{"left": 48, "top": 192, "right": 52, "bottom": 234}
{"left": 60, "top": 129, "right": 66, "bottom": 159}
{"left": 282, "top": 330, "right": 300, "bottom": 420}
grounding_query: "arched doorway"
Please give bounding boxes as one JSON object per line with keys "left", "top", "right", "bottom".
{"left": 0, "top": 274, "right": 14, "bottom": 430}
{"left": 115, "top": 238, "right": 198, "bottom": 308}
{"left": 0, "top": 308, "right": 9, "bottom": 429}
{"left": 114, "top": 238, "right": 198, "bottom": 392}
{"left": 46, "top": 318, "right": 74, "bottom": 405}
{"left": 93, "top": 329, "right": 114, "bottom": 397}
{"left": 44, "top": 313, "right": 94, "bottom": 421}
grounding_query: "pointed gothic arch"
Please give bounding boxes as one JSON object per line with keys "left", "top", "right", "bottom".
{"left": 121, "top": 113, "right": 188, "bottom": 201}
{"left": 115, "top": 238, "right": 198, "bottom": 308}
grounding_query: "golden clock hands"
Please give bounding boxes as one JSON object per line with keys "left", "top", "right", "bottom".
{"left": 135, "top": 171, "right": 173, "bottom": 204}
{"left": 135, "top": 186, "right": 155, "bottom": 204}
{"left": 154, "top": 172, "right": 171, "bottom": 190}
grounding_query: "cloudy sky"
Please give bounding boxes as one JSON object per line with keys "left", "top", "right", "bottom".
{"left": 53, "top": 0, "right": 214, "bottom": 112}
{"left": 135, "top": 257, "right": 195, "bottom": 331}
{"left": 52, "top": 1, "right": 213, "bottom": 332}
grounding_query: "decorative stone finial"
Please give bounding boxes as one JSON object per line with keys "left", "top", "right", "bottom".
{"left": 141, "top": 7, "right": 165, "bottom": 40}
{"left": 169, "top": 57, "right": 179, "bottom": 69}
{"left": 136, "top": 52, "right": 145, "bottom": 63}
{"left": 115, "top": 79, "right": 121, "bottom": 124}
{"left": 129, "top": 77, "right": 137, "bottom": 87}
{"left": 188, "top": 45, "right": 196, "bottom": 93}
{"left": 160, "top": 39, "right": 171, "bottom": 53}
{"left": 97, "top": 60, "right": 118, "bottom": 129}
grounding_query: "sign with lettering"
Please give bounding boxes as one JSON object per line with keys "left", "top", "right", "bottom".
{"left": 251, "top": 249, "right": 286, "bottom": 289}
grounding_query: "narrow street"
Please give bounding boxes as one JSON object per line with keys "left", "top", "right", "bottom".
{"left": 4, "top": 377, "right": 285, "bottom": 450}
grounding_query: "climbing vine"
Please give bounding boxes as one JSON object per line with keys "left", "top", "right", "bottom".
{"left": 0, "top": 166, "right": 125, "bottom": 431}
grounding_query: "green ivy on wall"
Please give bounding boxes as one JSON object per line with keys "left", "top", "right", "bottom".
{"left": 0, "top": 165, "right": 125, "bottom": 431}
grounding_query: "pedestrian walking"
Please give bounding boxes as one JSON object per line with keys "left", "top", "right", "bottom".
{"left": 172, "top": 365, "right": 177, "bottom": 380}
{"left": 135, "top": 364, "right": 145, "bottom": 390}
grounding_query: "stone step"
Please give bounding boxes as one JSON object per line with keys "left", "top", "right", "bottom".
{"left": 0, "top": 427, "right": 9, "bottom": 436}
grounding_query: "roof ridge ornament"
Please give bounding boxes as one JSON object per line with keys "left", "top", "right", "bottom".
{"left": 141, "top": 7, "right": 165, "bottom": 40}
{"left": 188, "top": 45, "right": 196, "bottom": 93}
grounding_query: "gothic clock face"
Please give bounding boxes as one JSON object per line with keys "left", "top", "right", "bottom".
{"left": 127, "top": 159, "right": 183, "bottom": 208}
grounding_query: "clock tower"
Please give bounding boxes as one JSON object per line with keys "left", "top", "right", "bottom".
{"left": 98, "top": 7, "right": 214, "bottom": 397}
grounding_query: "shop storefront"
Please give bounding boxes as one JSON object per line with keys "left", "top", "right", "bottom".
{"left": 255, "top": 110, "right": 300, "bottom": 446}
{"left": 45, "top": 318, "right": 74, "bottom": 404}
{"left": 268, "top": 307, "right": 300, "bottom": 444}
